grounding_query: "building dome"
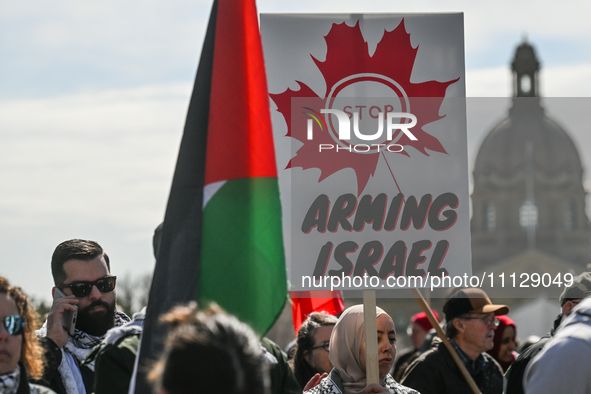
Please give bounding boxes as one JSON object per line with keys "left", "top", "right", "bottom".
{"left": 470, "top": 41, "right": 590, "bottom": 270}
{"left": 473, "top": 99, "right": 584, "bottom": 191}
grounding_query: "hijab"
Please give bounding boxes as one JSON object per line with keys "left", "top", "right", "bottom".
{"left": 328, "top": 304, "right": 389, "bottom": 394}
{"left": 487, "top": 314, "right": 517, "bottom": 372}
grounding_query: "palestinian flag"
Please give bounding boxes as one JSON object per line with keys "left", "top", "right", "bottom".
{"left": 134, "top": 0, "right": 287, "bottom": 391}
{"left": 198, "top": 0, "right": 287, "bottom": 335}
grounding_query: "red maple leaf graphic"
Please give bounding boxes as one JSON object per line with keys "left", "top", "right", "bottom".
{"left": 270, "top": 19, "right": 459, "bottom": 194}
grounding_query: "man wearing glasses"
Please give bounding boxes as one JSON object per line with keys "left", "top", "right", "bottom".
{"left": 524, "top": 294, "right": 591, "bottom": 394}
{"left": 35, "top": 239, "right": 130, "bottom": 394}
{"left": 505, "top": 271, "right": 591, "bottom": 394}
{"left": 401, "top": 288, "right": 509, "bottom": 394}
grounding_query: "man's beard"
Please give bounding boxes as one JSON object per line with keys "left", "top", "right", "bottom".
{"left": 75, "top": 299, "right": 116, "bottom": 337}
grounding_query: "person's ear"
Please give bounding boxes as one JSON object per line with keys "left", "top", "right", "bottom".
{"left": 452, "top": 318, "right": 465, "bottom": 333}
{"left": 562, "top": 300, "right": 578, "bottom": 316}
{"left": 303, "top": 350, "right": 313, "bottom": 367}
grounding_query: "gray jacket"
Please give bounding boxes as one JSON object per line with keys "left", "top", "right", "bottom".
{"left": 524, "top": 297, "right": 591, "bottom": 394}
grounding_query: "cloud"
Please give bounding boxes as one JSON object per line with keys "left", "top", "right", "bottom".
{"left": 0, "top": 83, "right": 192, "bottom": 301}
{"left": 543, "top": 64, "right": 591, "bottom": 96}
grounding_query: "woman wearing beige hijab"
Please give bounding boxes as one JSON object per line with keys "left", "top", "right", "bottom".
{"left": 304, "top": 305, "right": 419, "bottom": 394}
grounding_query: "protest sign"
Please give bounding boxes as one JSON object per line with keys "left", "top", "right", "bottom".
{"left": 262, "top": 13, "right": 469, "bottom": 292}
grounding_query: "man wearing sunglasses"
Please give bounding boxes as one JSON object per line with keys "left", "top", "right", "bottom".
{"left": 401, "top": 288, "right": 509, "bottom": 394}
{"left": 35, "top": 239, "right": 130, "bottom": 394}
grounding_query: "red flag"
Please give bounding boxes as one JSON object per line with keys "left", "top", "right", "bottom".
{"left": 290, "top": 291, "right": 345, "bottom": 335}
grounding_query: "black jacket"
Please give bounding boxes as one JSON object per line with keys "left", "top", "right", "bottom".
{"left": 401, "top": 338, "right": 504, "bottom": 394}
{"left": 15, "top": 362, "right": 57, "bottom": 394}
{"left": 504, "top": 313, "right": 562, "bottom": 394}
{"left": 33, "top": 337, "right": 94, "bottom": 394}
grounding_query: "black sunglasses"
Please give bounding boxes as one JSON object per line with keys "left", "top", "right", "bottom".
{"left": 2, "top": 315, "right": 25, "bottom": 336}
{"left": 58, "top": 276, "right": 117, "bottom": 298}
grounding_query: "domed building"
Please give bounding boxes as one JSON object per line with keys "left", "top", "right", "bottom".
{"left": 471, "top": 41, "right": 591, "bottom": 275}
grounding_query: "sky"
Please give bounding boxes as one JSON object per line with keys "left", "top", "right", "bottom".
{"left": 2, "top": 0, "right": 591, "bottom": 304}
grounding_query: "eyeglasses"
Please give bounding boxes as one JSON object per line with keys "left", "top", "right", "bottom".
{"left": 311, "top": 341, "right": 330, "bottom": 352}
{"left": 1, "top": 315, "right": 25, "bottom": 336}
{"left": 58, "top": 276, "right": 117, "bottom": 298}
{"left": 460, "top": 314, "right": 500, "bottom": 327}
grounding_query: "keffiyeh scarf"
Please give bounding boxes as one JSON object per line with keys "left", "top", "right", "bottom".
{"left": 0, "top": 365, "right": 20, "bottom": 394}
{"left": 37, "top": 311, "right": 130, "bottom": 394}
{"left": 102, "top": 307, "right": 144, "bottom": 346}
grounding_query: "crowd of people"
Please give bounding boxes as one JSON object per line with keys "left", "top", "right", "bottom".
{"left": 2, "top": 238, "right": 591, "bottom": 393}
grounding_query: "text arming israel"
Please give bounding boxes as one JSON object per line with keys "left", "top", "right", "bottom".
{"left": 303, "top": 192, "right": 458, "bottom": 280}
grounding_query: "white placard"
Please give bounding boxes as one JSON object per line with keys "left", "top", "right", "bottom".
{"left": 262, "top": 13, "right": 470, "bottom": 293}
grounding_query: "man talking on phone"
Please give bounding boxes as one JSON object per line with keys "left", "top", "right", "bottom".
{"left": 35, "top": 239, "right": 130, "bottom": 394}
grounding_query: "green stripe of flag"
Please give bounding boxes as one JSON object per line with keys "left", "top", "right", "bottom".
{"left": 200, "top": 177, "right": 287, "bottom": 334}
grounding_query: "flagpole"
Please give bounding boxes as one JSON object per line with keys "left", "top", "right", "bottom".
{"left": 363, "top": 289, "right": 379, "bottom": 385}
{"left": 410, "top": 288, "right": 482, "bottom": 394}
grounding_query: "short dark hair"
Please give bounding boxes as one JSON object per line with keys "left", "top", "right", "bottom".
{"left": 149, "top": 302, "right": 268, "bottom": 394}
{"left": 51, "top": 239, "right": 109, "bottom": 285}
{"left": 292, "top": 312, "right": 337, "bottom": 388}
{"left": 445, "top": 319, "right": 459, "bottom": 339}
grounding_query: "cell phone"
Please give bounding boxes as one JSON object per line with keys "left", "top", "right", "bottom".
{"left": 53, "top": 288, "right": 78, "bottom": 336}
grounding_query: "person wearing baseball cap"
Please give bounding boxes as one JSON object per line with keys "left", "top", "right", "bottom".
{"left": 505, "top": 271, "right": 591, "bottom": 394}
{"left": 401, "top": 288, "right": 509, "bottom": 394}
{"left": 524, "top": 281, "right": 591, "bottom": 394}
{"left": 558, "top": 271, "right": 591, "bottom": 309}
